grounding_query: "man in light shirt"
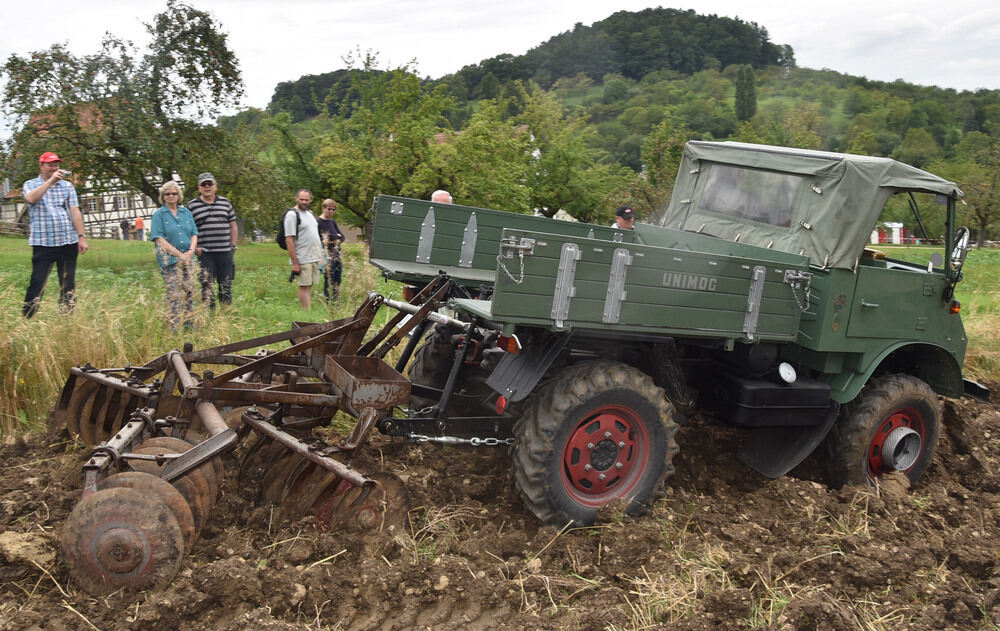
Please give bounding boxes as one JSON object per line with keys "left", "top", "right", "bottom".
{"left": 283, "top": 189, "right": 324, "bottom": 309}
{"left": 21, "top": 151, "right": 89, "bottom": 318}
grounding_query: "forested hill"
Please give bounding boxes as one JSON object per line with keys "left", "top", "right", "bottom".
{"left": 267, "top": 7, "right": 790, "bottom": 120}
{"left": 241, "top": 5, "right": 1000, "bottom": 242}
{"left": 447, "top": 8, "right": 791, "bottom": 96}
{"left": 267, "top": 69, "right": 367, "bottom": 123}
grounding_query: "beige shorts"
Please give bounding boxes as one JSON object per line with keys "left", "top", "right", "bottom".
{"left": 297, "top": 261, "right": 320, "bottom": 286}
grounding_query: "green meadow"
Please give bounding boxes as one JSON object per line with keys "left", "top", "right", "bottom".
{"left": 1, "top": 236, "right": 998, "bottom": 438}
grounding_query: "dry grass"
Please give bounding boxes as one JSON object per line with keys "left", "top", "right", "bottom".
{"left": 396, "top": 504, "right": 483, "bottom": 563}
{"left": 604, "top": 507, "right": 735, "bottom": 629}
{"left": 0, "top": 240, "right": 397, "bottom": 440}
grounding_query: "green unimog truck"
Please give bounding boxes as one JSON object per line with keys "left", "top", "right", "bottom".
{"left": 370, "top": 140, "right": 987, "bottom": 526}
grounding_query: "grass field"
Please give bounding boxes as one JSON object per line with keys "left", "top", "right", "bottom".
{"left": 1, "top": 236, "right": 998, "bottom": 439}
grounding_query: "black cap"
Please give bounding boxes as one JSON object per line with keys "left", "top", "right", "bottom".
{"left": 616, "top": 206, "right": 635, "bottom": 219}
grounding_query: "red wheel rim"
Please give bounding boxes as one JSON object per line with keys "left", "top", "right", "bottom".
{"left": 561, "top": 404, "right": 650, "bottom": 507}
{"left": 868, "top": 405, "right": 926, "bottom": 477}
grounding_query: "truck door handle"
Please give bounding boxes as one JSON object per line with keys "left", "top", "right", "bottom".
{"left": 860, "top": 300, "right": 880, "bottom": 309}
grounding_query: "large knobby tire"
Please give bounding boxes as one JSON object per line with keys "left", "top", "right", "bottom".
{"left": 826, "top": 373, "right": 941, "bottom": 488}
{"left": 512, "top": 360, "right": 679, "bottom": 526}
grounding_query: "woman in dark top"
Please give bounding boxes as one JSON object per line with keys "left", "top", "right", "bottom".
{"left": 317, "top": 199, "right": 346, "bottom": 303}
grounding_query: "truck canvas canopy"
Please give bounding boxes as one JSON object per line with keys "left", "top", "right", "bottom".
{"left": 657, "top": 141, "right": 963, "bottom": 270}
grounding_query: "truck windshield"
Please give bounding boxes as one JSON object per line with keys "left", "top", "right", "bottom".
{"left": 699, "top": 165, "right": 802, "bottom": 228}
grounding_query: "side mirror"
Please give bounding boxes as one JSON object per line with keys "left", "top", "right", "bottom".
{"left": 950, "top": 226, "right": 971, "bottom": 274}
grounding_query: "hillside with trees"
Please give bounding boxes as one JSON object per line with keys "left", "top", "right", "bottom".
{"left": 248, "top": 7, "right": 1000, "bottom": 242}
{"left": 6, "top": 4, "right": 999, "bottom": 242}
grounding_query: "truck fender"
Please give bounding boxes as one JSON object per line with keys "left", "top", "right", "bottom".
{"left": 485, "top": 332, "right": 571, "bottom": 402}
{"left": 828, "top": 342, "right": 965, "bottom": 404}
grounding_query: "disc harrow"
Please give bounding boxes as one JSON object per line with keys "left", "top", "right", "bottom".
{"left": 56, "top": 280, "right": 463, "bottom": 596}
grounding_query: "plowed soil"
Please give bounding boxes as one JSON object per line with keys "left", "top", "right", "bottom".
{"left": 2, "top": 388, "right": 999, "bottom": 631}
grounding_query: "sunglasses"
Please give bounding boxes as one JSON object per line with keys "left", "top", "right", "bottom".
{"left": 163, "top": 192, "right": 179, "bottom": 196}
{"left": 199, "top": 181, "right": 215, "bottom": 187}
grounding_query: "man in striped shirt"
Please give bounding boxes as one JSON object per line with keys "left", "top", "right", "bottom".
{"left": 22, "top": 151, "right": 89, "bottom": 318}
{"left": 187, "top": 172, "right": 238, "bottom": 309}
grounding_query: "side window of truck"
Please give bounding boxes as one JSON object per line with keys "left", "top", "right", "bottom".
{"left": 699, "top": 165, "right": 801, "bottom": 228}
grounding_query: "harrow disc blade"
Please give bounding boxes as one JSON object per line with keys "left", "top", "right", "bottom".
{"left": 237, "top": 437, "right": 288, "bottom": 502}
{"left": 260, "top": 450, "right": 303, "bottom": 505}
{"left": 183, "top": 431, "right": 225, "bottom": 493}
{"left": 138, "top": 437, "right": 221, "bottom": 501}
{"left": 223, "top": 406, "right": 252, "bottom": 430}
{"left": 129, "top": 447, "right": 212, "bottom": 539}
{"left": 99, "top": 472, "right": 196, "bottom": 555}
{"left": 78, "top": 385, "right": 114, "bottom": 446}
{"left": 62, "top": 379, "right": 99, "bottom": 441}
{"left": 277, "top": 463, "right": 339, "bottom": 522}
{"left": 313, "top": 472, "right": 409, "bottom": 535}
{"left": 106, "top": 392, "right": 137, "bottom": 441}
{"left": 61, "top": 487, "right": 185, "bottom": 596}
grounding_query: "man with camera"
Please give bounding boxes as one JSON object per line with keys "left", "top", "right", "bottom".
{"left": 283, "top": 189, "right": 323, "bottom": 310}
{"left": 21, "top": 151, "right": 89, "bottom": 318}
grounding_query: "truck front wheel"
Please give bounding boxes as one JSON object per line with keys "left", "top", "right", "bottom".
{"left": 826, "top": 374, "right": 941, "bottom": 488}
{"left": 512, "top": 361, "right": 679, "bottom": 526}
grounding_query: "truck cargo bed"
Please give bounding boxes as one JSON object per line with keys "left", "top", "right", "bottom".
{"left": 484, "top": 227, "right": 811, "bottom": 342}
{"left": 369, "top": 195, "right": 633, "bottom": 286}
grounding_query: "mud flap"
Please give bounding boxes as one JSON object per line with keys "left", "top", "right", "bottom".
{"left": 737, "top": 402, "right": 839, "bottom": 478}
{"left": 964, "top": 378, "right": 990, "bottom": 403}
{"left": 485, "top": 332, "right": 571, "bottom": 402}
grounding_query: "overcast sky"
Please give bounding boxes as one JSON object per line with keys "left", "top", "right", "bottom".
{"left": 2, "top": 0, "right": 998, "bottom": 137}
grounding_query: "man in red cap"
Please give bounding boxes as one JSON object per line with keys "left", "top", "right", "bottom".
{"left": 21, "top": 151, "right": 89, "bottom": 318}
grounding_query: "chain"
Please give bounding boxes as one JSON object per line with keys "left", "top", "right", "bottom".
{"left": 496, "top": 250, "right": 525, "bottom": 284}
{"left": 407, "top": 433, "right": 515, "bottom": 447}
{"left": 400, "top": 403, "right": 440, "bottom": 417}
{"left": 783, "top": 270, "right": 813, "bottom": 312}
{"left": 792, "top": 284, "right": 812, "bottom": 312}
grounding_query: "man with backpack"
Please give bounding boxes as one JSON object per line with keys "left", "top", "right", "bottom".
{"left": 282, "top": 189, "right": 323, "bottom": 310}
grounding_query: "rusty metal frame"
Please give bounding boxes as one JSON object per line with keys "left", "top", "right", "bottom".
{"left": 64, "top": 281, "right": 457, "bottom": 497}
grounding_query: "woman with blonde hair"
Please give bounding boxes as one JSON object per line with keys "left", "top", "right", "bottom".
{"left": 149, "top": 180, "right": 199, "bottom": 330}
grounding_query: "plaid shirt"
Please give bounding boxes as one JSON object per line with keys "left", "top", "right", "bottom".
{"left": 23, "top": 177, "right": 80, "bottom": 247}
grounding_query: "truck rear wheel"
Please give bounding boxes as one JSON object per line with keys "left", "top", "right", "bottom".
{"left": 826, "top": 374, "right": 941, "bottom": 488}
{"left": 512, "top": 361, "right": 679, "bottom": 526}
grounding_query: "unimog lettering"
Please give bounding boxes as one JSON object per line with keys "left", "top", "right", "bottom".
{"left": 662, "top": 272, "right": 718, "bottom": 292}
